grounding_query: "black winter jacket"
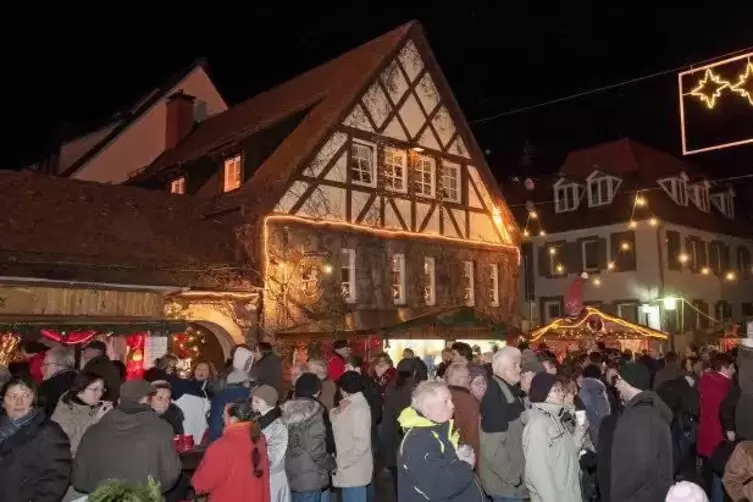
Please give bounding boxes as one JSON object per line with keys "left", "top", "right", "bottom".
{"left": 0, "top": 410, "right": 71, "bottom": 502}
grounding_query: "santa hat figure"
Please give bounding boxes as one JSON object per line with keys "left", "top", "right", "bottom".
{"left": 564, "top": 272, "right": 589, "bottom": 319}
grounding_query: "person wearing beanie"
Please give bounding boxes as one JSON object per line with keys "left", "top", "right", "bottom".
{"left": 206, "top": 346, "right": 254, "bottom": 444}
{"left": 609, "top": 362, "right": 674, "bottom": 502}
{"left": 251, "top": 385, "right": 290, "bottom": 502}
{"left": 281, "top": 372, "right": 336, "bottom": 500}
{"left": 520, "top": 349, "right": 546, "bottom": 399}
{"left": 665, "top": 481, "right": 708, "bottom": 502}
{"left": 523, "top": 373, "right": 585, "bottom": 502}
{"left": 330, "top": 371, "right": 373, "bottom": 499}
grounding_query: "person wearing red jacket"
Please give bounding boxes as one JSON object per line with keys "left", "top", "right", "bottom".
{"left": 327, "top": 340, "right": 350, "bottom": 382}
{"left": 192, "top": 399, "right": 271, "bottom": 502}
{"left": 21, "top": 341, "right": 48, "bottom": 383}
{"left": 697, "top": 352, "right": 736, "bottom": 502}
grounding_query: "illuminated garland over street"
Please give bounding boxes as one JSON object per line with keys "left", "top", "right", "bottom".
{"left": 528, "top": 306, "right": 669, "bottom": 342}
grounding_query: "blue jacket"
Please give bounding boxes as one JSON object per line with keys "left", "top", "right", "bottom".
{"left": 207, "top": 384, "right": 250, "bottom": 444}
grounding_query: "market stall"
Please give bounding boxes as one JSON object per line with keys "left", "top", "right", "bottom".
{"left": 527, "top": 275, "right": 668, "bottom": 360}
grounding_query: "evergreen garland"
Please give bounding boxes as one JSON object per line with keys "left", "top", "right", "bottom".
{"left": 88, "top": 477, "right": 163, "bottom": 502}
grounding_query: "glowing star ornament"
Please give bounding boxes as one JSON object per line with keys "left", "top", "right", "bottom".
{"left": 730, "top": 61, "right": 753, "bottom": 106}
{"left": 690, "top": 68, "right": 731, "bottom": 109}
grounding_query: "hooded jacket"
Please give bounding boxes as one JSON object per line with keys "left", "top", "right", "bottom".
{"left": 282, "top": 398, "right": 335, "bottom": 493}
{"left": 698, "top": 371, "right": 734, "bottom": 457}
{"left": 397, "top": 407, "right": 484, "bottom": 502}
{"left": 578, "top": 377, "right": 611, "bottom": 448}
{"left": 610, "top": 391, "right": 673, "bottom": 502}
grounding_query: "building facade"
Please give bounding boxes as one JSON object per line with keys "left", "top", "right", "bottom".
{"left": 130, "top": 22, "right": 521, "bottom": 342}
{"left": 507, "top": 139, "right": 753, "bottom": 333}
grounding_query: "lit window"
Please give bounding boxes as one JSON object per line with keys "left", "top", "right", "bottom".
{"left": 414, "top": 156, "right": 435, "bottom": 198}
{"left": 383, "top": 148, "right": 407, "bottom": 192}
{"left": 488, "top": 264, "right": 499, "bottom": 307}
{"left": 392, "top": 254, "right": 406, "bottom": 304}
{"left": 463, "top": 261, "right": 475, "bottom": 306}
{"left": 170, "top": 176, "right": 185, "bottom": 194}
{"left": 223, "top": 155, "right": 242, "bottom": 192}
{"left": 442, "top": 162, "right": 461, "bottom": 203}
{"left": 424, "top": 257, "right": 436, "bottom": 306}
{"left": 350, "top": 141, "right": 375, "bottom": 186}
{"left": 340, "top": 249, "right": 356, "bottom": 303}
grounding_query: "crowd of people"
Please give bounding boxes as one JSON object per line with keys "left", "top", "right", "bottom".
{"left": 0, "top": 334, "right": 751, "bottom": 502}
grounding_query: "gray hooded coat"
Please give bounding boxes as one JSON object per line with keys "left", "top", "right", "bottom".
{"left": 281, "top": 398, "right": 335, "bottom": 493}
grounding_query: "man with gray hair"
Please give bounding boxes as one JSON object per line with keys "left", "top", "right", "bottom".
{"left": 39, "top": 346, "right": 78, "bottom": 416}
{"left": 479, "top": 346, "right": 528, "bottom": 501}
{"left": 397, "top": 380, "right": 484, "bottom": 502}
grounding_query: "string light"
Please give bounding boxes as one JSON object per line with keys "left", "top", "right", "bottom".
{"left": 529, "top": 306, "right": 668, "bottom": 342}
{"left": 701, "top": 266, "right": 710, "bottom": 275}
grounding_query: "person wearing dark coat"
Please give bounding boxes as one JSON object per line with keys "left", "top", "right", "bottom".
{"left": 81, "top": 341, "right": 122, "bottom": 402}
{"left": 0, "top": 376, "right": 72, "bottom": 502}
{"left": 38, "top": 346, "right": 78, "bottom": 417}
{"left": 610, "top": 363, "right": 674, "bottom": 502}
{"left": 656, "top": 373, "right": 700, "bottom": 481}
{"left": 249, "top": 342, "right": 284, "bottom": 395}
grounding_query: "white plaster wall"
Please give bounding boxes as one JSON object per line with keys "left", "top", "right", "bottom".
{"left": 72, "top": 67, "right": 227, "bottom": 184}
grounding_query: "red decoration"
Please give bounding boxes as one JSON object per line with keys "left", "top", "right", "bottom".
{"left": 564, "top": 276, "right": 587, "bottom": 319}
{"left": 126, "top": 333, "right": 146, "bottom": 380}
{"left": 40, "top": 329, "right": 97, "bottom": 345}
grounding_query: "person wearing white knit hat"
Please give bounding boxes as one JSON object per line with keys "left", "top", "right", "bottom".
{"left": 665, "top": 481, "right": 708, "bottom": 502}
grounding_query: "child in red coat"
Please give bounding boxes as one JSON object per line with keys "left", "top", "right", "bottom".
{"left": 192, "top": 399, "right": 271, "bottom": 502}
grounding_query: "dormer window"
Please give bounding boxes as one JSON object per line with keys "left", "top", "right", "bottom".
{"left": 587, "top": 171, "right": 620, "bottom": 207}
{"left": 710, "top": 190, "right": 735, "bottom": 218}
{"left": 554, "top": 179, "right": 581, "bottom": 213}
{"left": 659, "top": 173, "right": 689, "bottom": 206}
{"left": 688, "top": 182, "right": 710, "bottom": 212}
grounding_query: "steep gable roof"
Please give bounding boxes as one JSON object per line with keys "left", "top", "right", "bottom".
{"left": 137, "top": 21, "right": 520, "bottom": 243}
{"left": 60, "top": 58, "right": 219, "bottom": 178}
{"left": 0, "top": 171, "right": 245, "bottom": 287}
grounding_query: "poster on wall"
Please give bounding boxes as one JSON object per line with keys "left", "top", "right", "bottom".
{"left": 678, "top": 52, "right": 753, "bottom": 155}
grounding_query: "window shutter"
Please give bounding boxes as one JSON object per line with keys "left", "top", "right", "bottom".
{"left": 667, "top": 230, "right": 681, "bottom": 271}
{"left": 720, "top": 244, "right": 731, "bottom": 273}
{"left": 697, "top": 239, "right": 708, "bottom": 269}
{"left": 685, "top": 236, "right": 697, "bottom": 272}
{"left": 566, "top": 241, "right": 583, "bottom": 274}
{"left": 538, "top": 245, "right": 549, "bottom": 277}
{"left": 709, "top": 241, "right": 721, "bottom": 275}
{"left": 610, "top": 230, "right": 637, "bottom": 271}
{"left": 598, "top": 238, "right": 608, "bottom": 270}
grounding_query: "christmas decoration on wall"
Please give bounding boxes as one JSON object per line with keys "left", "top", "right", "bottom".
{"left": 678, "top": 51, "right": 753, "bottom": 155}
{"left": 171, "top": 327, "right": 206, "bottom": 377}
{"left": 0, "top": 333, "right": 20, "bottom": 366}
{"left": 40, "top": 329, "right": 97, "bottom": 346}
{"left": 125, "top": 333, "right": 146, "bottom": 380}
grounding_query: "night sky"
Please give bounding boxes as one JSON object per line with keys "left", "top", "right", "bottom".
{"left": 7, "top": 4, "right": 753, "bottom": 182}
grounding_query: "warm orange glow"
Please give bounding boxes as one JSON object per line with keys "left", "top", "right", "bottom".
{"left": 593, "top": 278, "right": 601, "bottom": 286}
{"left": 529, "top": 211, "right": 538, "bottom": 219}
{"left": 556, "top": 264, "right": 564, "bottom": 273}
{"left": 725, "top": 271, "right": 736, "bottom": 281}
{"left": 549, "top": 247, "right": 557, "bottom": 255}
{"left": 607, "top": 262, "right": 615, "bottom": 271}
{"left": 701, "top": 267, "right": 710, "bottom": 275}
{"left": 621, "top": 242, "right": 630, "bottom": 251}
{"left": 634, "top": 195, "right": 646, "bottom": 207}
{"left": 529, "top": 306, "right": 668, "bottom": 341}
{"left": 649, "top": 217, "right": 659, "bottom": 227}
{"left": 678, "top": 253, "right": 689, "bottom": 264}
{"left": 629, "top": 221, "right": 637, "bottom": 229}
{"left": 262, "top": 214, "right": 521, "bottom": 280}
{"left": 689, "top": 68, "right": 731, "bottom": 109}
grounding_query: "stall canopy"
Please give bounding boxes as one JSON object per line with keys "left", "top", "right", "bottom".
{"left": 0, "top": 314, "right": 189, "bottom": 341}
{"left": 382, "top": 306, "right": 519, "bottom": 341}
{"left": 277, "top": 306, "right": 518, "bottom": 341}
{"left": 528, "top": 306, "right": 669, "bottom": 342}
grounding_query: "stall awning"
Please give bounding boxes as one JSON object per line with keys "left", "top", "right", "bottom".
{"left": 0, "top": 314, "right": 188, "bottom": 337}
{"left": 278, "top": 308, "right": 420, "bottom": 337}
{"left": 528, "top": 306, "right": 668, "bottom": 342}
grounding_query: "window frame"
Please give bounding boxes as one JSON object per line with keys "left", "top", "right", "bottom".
{"left": 170, "top": 176, "right": 185, "bottom": 194}
{"left": 463, "top": 260, "right": 475, "bottom": 306}
{"left": 414, "top": 155, "right": 436, "bottom": 198}
{"left": 223, "top": 155, "right": 242, "bottom": 192}
{"left": 340, "top": 248, "right": 357, "bottom": 303}
{"left": 392, "top": 253, "right": 406, "bottom": 304}
{"left": 383, "top": 147, "right": 408, "bottom": 193}
{"left": 350, "top": 140, "right": 377, "bottom": 187}
{"left": 442, "top": 162, "right": 461, "bottom": 203}
{"left": 424, "top": 257, "right": 436, "bottom": 306}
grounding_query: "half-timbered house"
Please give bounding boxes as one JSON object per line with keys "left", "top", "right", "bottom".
{"left": 130, "top": 21, "right": 521, "bottom": 360}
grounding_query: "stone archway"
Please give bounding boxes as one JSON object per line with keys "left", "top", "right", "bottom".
{"left": 181, "top": 304, "right": 244, "bottom": 358}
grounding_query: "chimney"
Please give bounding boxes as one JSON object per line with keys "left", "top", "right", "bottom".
{"left": 165, "top": 91, "right": 196, "bottom": 150}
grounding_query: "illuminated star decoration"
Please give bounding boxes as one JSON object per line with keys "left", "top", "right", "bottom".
{"left": 729, "top": 61, "right": 753, "bottom": 106}
{"left": 690, "top": 68, "right": 731, "bottom": 109}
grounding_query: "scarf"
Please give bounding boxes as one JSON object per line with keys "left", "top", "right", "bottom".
{"left": 480, "top": 376, "right": 525, "bottom": 433}
{"left": 0, "top": 408, "right": 41, "bottom": 446}
{"left": 256, "top": 406, "right": 282, "bottom": 431}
